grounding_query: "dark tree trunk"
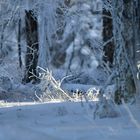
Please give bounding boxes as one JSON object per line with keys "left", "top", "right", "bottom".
{"left": 22, "top": 10, "right": 39, "bottom": 84}
{"left": 102, "top": 9, "right": 115, "bottom": 66}
{"left": 121, "top": 0, "right": 140, "bottom": 97}
{"left": 18, "top": 18, "right": 22, "bottom": 68}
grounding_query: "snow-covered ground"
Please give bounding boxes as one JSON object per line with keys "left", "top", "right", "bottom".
{"left": 0, "top": 101, "right": 140, "bottom": 140}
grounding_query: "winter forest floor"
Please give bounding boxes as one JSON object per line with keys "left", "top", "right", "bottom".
{"left": 0, "top": 55, "right": 139, "bottom": 140}
{"left": 0, "top": 101, "right": 140, "bottom": 140}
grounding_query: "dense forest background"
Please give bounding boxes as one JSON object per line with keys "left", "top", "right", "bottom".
{"left": 0, "top": 0, "right": 140, "bottom": 108}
